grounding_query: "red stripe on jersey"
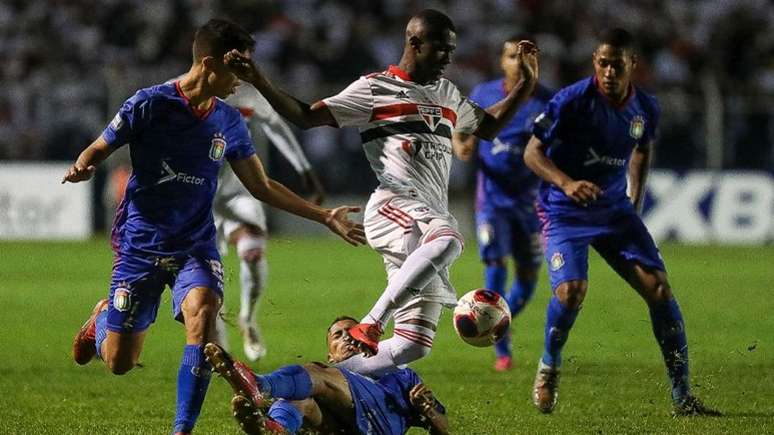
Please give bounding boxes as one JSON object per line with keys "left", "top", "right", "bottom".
{"left": 371, "top": 103, "right": 457, "bottom": 126}
{"left": 383, "top": 202, "right": 412, "bottom": 222}
{"left": 238, "top": 107, "right": 255, "bottom": 118}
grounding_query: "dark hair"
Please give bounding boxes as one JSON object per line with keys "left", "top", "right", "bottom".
{"left": 192, "top": 18, "right": 255, "bottom": 62}
{"left": 413, "top": 9, "right": 456, "bottom": 37}
{"left": 327, "top": 316, "right": 358, "bottom": 333}
{"left": 598, "top": 28, "right": 636, "bottom": 52}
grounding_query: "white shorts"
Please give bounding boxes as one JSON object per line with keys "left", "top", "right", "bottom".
{"left": 364, "top": 189, "right": 462, "bottom": 307}
{"left": 213, "top": 193, "right": 267, "bottom": 255}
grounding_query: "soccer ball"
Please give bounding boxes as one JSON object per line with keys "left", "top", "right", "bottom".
{"left": 453, "top": 289, "right": 511, "bottom": 347}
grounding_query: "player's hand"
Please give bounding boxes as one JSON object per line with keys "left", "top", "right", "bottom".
{"left": 516, "top": 40, "right": 539, "bottom": 85}
{"left": 224, "top": 49, "right": 261, "bottom": 83}
{"left": 561, "top": 180, "right": 603, "bottom": 205}
{"left": 324, "top": 206, "right": 366, "bottom": 246}
{"left": 61, "top": 164, "right": 96, "bottom": 184}
{"left": 409, "top": 384, "right": 438, "bottom": 415}
{"left": 302, "top": 170, "right": 326, "bottom": 205}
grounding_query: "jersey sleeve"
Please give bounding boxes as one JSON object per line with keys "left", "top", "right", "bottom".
{"left": 224, "top": 114, "right": 256, "bottom": 161}
{"left": 642, "top": 97, "right": 661, "bottom": 145}
{"left": 321, "top": 77, "right": 374, "bottom": 128}
{"left": 455, "top": 95, "right": 486, "bottom": 134}
{"left": 101, "top": 91, "right": 150, "bottom": 148}
{"left": 531, "top": 90, "right": 569, "bottom": 144}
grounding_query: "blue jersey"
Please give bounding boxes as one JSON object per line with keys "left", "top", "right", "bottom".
{"left": 532, "top": 77, "right": 659, "bottom": 220}
{"left": 103, "top": 82, "right": 255, "bottom": 257}
{"left": 342, "top": 367, "right": 445, "bottom": 434}
{"left": 470, "top": 80, "right": 553, "bottom": 210}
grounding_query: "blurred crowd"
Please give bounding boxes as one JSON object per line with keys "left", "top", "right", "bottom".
{"left": 1, "top": 0, "right": 773, "bottom": 193}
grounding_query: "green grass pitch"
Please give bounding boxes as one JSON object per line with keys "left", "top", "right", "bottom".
{"left": 0, "top": 238, "right": 772, "bottom": 434}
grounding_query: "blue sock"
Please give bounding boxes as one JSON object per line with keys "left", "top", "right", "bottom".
{"left": 484, "top": 263, "right": 507, "bottom": 295}
{"left": 173, "top": 345, "right": 212, "bottom": 433}
{"left": 507, "top": 276, "right": 537, "bottom": 316}
{"left": 541, "top": 296, "right": 580, "bottom": 368}
{"left": 256, "top": 365, "right": 313, "bottom": 400}
{"left": 649, "top": 298, "right": 690, "bottom": 402}
{"left": 267, "top": 399, "right": 303, "bottom": 434}
{"left": 94, "top": 310, "right": 108, "bottom": 360}
{"left": 486, "top": 264, "right": 510, "bottom": 358}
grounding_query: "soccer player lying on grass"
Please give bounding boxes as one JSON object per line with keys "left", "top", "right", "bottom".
{"left": 523, "top": 28, "right": 719, "bottom": 416}
{"left": 204, "top": 316, "right": 449, "bottom": 434}
{"left": 64, "top": 19, "right": 365, "bottom": 435}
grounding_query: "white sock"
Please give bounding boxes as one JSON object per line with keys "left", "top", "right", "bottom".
{"left": 336, "top": 326, "right": 435, "bottom": 378}
{"left": 238, "top": 257, "right": 267, "bottom": 324}
{"left": 364, "top": 236, "right": 461, "bottom": 326}
{"left": 214, "top": 311, "right": 230, "bottom": 351}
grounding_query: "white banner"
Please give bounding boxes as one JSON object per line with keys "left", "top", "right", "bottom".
{"left": 644, "top": 170, "right": 774, "bottom": 244}
{"left": 0, "top": 163, "right": 92, "bottom": 240}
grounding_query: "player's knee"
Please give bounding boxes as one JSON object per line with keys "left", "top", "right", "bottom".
{"left": 425, "top": 235, "right": 463, "bottom": 269}
{"left": 485, "top": 258, "right": 506, "bottom": 267}
{"left": 516, "top": 266, "right": 539, "bottom": 282}
{"left": 648, "top": 282, "right": 673, "bottom": 304}
{"left": 555, "top": 280, "right": 587, "bottom": 309}
{"left": 237, "top": 234, "right": 266, "bottom": 263}
{"left": 392, "top": 341, "right": 432, "bottom": 366}
{"left": 105, "top": 354, "right": 136, "bottom": 375}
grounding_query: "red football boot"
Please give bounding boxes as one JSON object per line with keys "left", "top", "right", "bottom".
{"left": 72, "top": 299, "right": 109, "bottom": 365}
{"left": 230, "top": 395, "right": 286, "bottom": 434}
{"left": 205, "top": 342, "right": 266, "bottom": 409}
{"left": 347, "top": 323, "right": 383, "bottom": 356}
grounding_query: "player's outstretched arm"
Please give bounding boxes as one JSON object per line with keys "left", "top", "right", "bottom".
{"left": 230, "top": 155, "right": 365, "bottom": 246}
{"left": 628, "top": 143, "right": 652, "bottom": 214}
{"left": 409, "top": 384, "right": 449, "bottom": 435}
{"left": 524, "top": 135, "right": 602, "bottom": 204}
{"left": 225, "top": 50, "right": 337, "bottom": 130}
{"left": 474, "top": 41, "right": 539, "bottom": 140}
{"left": 61, "top": 135, "right": 114, "bottom": 184}
{"left": 451, "top": 132, "right": 477, "bottom": 162}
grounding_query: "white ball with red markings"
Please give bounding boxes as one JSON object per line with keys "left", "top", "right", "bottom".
{"left": 453, "top": 289, "right": 511, "bottom": 347}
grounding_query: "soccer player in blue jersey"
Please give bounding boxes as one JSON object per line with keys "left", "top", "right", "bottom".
{"left": 523, "top": 28, "right": 719, "bottom": 416}
{"left": 205, "top": 316, "right": 449, "bottom": 434}
{"left": 453, "top": 35, "right": 553, "bottom": 371}
{"left": 63, "top": 19, "right": 365, "bottom": 435}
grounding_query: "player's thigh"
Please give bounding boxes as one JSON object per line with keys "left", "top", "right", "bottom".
{"left": 173, "top": 256, "right": 224, "bottom": 341}
{"left": 476, "top": 208, "right": 511, "bottom": 264}
{"left": 508, "top": 211, "right": 543, "bottom": 275}
{"left": 543, "top": 233, "right": 591, "bottom": 292}
{"left": 592, "top": 214, "right": 669, "bottom": 301}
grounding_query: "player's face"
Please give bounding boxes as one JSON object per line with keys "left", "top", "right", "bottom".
{"left": 500, "top": 41, "right": 522, "bottom": 81}
{"left": 327, "top": 319, "right": 362, "bottom": 363}
{"left": 414, "top": 30, "right": 456, "bottom": 82}
{"left": 206, "top": 50, "right": 248, "bottom": 98}
{"left": 593, "top": 44, "right": 636, "bottom": 101}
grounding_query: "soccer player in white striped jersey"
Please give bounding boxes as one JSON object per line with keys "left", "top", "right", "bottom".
{"left": 215, "top": 82, "right": 325, "bottom": 361}
{"left": 224, "top": 9, "right": 539, "bottom": 377}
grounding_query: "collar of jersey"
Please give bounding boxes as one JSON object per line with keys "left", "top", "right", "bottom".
{"left": 174, "top": 81, "right": 216, "bottom": 120}
{"left": 592, "top": 76, "right": 636, "bottom": 109}
{"left": 387, "top": 65, "right": 413, "bottom": 82}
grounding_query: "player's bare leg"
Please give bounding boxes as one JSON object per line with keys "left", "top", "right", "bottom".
{"left": 533, "top": 279, "right": 586, "bottom": 413}
{"left": 612, "top": 261, "right": 721, "bottom": 416}
{"left": 231, "top": 225, "right": 269, "bottom": 361}
{"left": 173, "top": 286, "right": 222, "bottom": 435}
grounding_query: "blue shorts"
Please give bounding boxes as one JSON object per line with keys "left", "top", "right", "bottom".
{"left": 341, "top": 369, "right": 410, "bottom": 435}
{"left": 476, "top": 204, "right": 542, "bottom": 268}
{"left": 106, "top": 252, "right": 224, "bottom": 333}
{"left": 540, "top": 211, "right": 665, "bottom": 290}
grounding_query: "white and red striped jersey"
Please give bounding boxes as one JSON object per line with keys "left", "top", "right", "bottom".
{"left": 322, "top": 65, "right": 486, "bottom": 213}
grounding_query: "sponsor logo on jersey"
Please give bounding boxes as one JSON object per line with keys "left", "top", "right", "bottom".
{"left": 550, "top": 252, "right": 565, "bottom": 271}
{"left": 629, "top": 115, "right": 645, "bottom": 140}
{"left": 583, "top": 147, "right": 626, "bottom": 167}
{"left": 418, "top": 105, "right": 443, "bottom": 131}
{"left": 113, "top": 287, "right": 132, "bottom": 312}
{"left": 209, "top": 133, "right": 226, "bottom": 161}
{"left": 156, "top": 161, "right": 206, "bottom": 186}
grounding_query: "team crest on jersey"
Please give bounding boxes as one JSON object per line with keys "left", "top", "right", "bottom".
{"left": 209, "top": 133, "right": 226, "bottom": 161}
{"left": 417, "top": 105, "right": 443, "bottom": 131}
{"left": 629, "top": 116, "right": 645, "bottom": 140}
{"left": 550, "top": 252, "right": 565, "bottom": 271}
{"left": 113, "top": 287, "right": 132, "bottom": 312}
